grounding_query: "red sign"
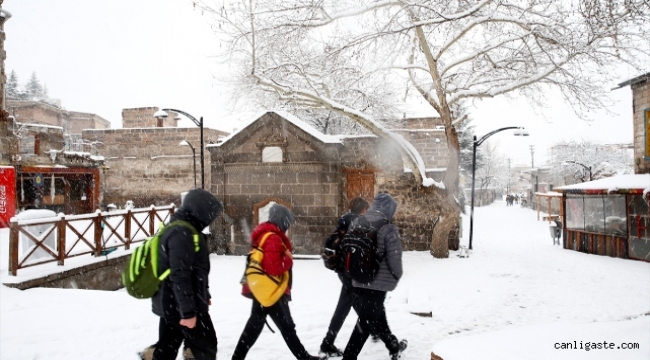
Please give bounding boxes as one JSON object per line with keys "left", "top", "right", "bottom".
{"left": 0, "top": 166, "right": 16, "bottom": 228}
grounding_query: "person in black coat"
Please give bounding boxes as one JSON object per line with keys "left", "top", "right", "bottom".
{"left": 342, "top": 193, "right": 407, "bottom": 360}
{"left": 148, "top": 188, "right": 223, "bottom": 360}
{"left": 319, "top": 197, "right": 369, "bottom": 357}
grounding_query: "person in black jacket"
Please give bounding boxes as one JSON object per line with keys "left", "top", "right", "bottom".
{"left": 342, "top": 193, "right": 407, "bottom": 360}
{"left": 319, "top": 197, "right": 369, "bottom": 357}
{"left": 146, "top": 188, "right": 223, "bottom": 360}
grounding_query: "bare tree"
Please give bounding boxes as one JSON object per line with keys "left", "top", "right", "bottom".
{"left": 474, "top": 139, "right": 508, "bottom": 191}
{"left": 549, "top": 140, "right": 633, "bottom": 185}
{"left": 197, "top": 0, "right": 649, "bottom": 257}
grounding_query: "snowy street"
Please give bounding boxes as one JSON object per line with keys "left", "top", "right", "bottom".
{"left": 1, "top": 199, "right": 649, "bottom": 360}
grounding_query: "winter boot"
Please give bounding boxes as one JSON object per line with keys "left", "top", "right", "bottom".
{"left": 138, "top": 345, "right": 155, "bottom": 360}
{"left": 389, "top": 339, "right": 408, "bottom": 360}
{"left": 320, "top": 341, "right": 343, "bottom": 357}
{"left": 183, "top": 346, "right": 195, "bottom": 360}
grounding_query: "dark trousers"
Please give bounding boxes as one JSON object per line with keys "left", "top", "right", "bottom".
{"left": 342, "top": 288, "right": 399, "bottom": 360}
{"left": 153, "top": 312, "right": 218, "bottom": 360}
{"left": 232, "top": 296, "right": 310, "bottom": 360}
{"left": 322, "top": 277, "right": 354, "bottom": 346}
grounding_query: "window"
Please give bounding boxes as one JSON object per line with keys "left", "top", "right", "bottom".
{"left": 566, "top": 195, "right": 627, "bottom": 236}
{"left": 257, "top": 201, "right": 276, "bottom": 224}
{"left": 262, "top": 147, "right": 283, "bottom": 163}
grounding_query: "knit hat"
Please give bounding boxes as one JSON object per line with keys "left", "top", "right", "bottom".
{"left": 369, "top": 193, "right": 397, "bottom": 220}
{"left": 268, "top": 204, "right": 295, "bottom": 232}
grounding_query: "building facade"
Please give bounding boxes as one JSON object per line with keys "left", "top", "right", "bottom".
{"left": 616, "top": 73, "right": 650, "bottom": 174}
{"left": 208, "top": 111, "right": 453, "bottom": 255}
{"left": 83, "top": 107, "right": 229, "bottom": 208}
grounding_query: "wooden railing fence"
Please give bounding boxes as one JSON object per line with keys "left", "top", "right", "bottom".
{"left": 8, "top": 205, "right": 175, "bottom": 276}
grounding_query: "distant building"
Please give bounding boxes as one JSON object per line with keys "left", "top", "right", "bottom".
{"left": 615, "top": 73, "right": 650, "bottom": 174}
{"left": 83, "top": 107, "right": 229, "bottom": 208}
{"left": 6, "top": 99, "right": 111, "bottom": 153}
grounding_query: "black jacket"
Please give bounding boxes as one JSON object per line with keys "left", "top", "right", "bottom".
{"left": 152, "top": 189, "right": 222, "bottom": 320}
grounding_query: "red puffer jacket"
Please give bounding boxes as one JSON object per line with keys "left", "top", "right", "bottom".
{"left": 241, "top": 221, "right": 293, "bottom": 298}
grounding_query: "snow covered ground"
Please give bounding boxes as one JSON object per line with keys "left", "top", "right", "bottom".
{"left": 1, "top": 200, "right": 649, "bottom": 360}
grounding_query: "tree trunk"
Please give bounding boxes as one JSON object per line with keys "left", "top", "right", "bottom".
{"left": 430, "top": 190, "right": 460, "bottom": 258}
{"left": 428, "top": 105, "right": 462, "bottom": 258}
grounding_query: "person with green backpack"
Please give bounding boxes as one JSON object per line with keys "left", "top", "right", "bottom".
{"left": 141, "top": 188, "right": 223, "bottom": 360}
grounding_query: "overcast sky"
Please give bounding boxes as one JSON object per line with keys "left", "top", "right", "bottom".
{"left": 3, "top": 0, "right": 643, "bottom": 166}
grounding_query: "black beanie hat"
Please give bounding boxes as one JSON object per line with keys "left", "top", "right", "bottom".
{"left": 181, "top": 189, "right": 223, "bottom": 228}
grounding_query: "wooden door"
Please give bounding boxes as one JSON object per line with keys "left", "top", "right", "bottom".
{"left": 347, "top": 172, "right": 374, "bottom": 202}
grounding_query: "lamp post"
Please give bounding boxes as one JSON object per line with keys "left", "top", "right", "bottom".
{"left": 179, "top": 140, "right": 197, "bottom": 188}
{"left": 562, "top": 160, "right": 592, "bottom": 182}
{"left": 469, "top": 127, "right": 529, "bottom": 250}
{"left": 155, "top": 108, "right": 204, "bottom": 189}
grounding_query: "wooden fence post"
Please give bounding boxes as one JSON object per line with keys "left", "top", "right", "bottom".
{"left": 94, "top": 210, "right": 103, "bottom": 256}
{"left": 9, "top": 221, "right": 19, "bottom": 276}
{"left": 125, "top": 210, "right": 132, "bottom": 250}
{"left": 149, "top": 206, "right": 156, "bottom": 236}
{"left": 58, "top": 215, "right": 66, "bottom": 265}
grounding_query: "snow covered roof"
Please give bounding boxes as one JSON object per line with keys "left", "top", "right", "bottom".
{"left": 554, "top": 174, "right": 650, "bottom": 195}
{"left": 613, "top": 72, "right": 650, "bottom": 89}
{"left": 210, "top": 111, "right": 342, "bottom": 147}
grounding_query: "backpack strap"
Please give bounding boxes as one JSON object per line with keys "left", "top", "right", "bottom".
{"left": 257, "top": 232, "right": 274, "bottom": 249}
{"left": 157, "top": 220, "right": 201, "bottom": 281}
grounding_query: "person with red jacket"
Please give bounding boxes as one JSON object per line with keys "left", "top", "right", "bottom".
{"left": 232, "top": 204, "right": 322, "bottom": 360}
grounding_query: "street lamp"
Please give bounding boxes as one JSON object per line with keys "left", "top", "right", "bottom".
{"left": 155, "top": 108, "right": 204, "bottom": 189}
{"left": 179, "top": 140, "right": 197, "bottom": 188}
{"left": 469, "top": 127, "right": 529, "bottom": 250}
{"left": 562, "top": 160, "right": 592, "bottom": 182}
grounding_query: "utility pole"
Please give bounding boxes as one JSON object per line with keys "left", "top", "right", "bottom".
{"left": 530, "top": 145, "right": 535, "bottom": 168}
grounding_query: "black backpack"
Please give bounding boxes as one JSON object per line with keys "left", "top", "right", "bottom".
{"left": 321, "top": 230, "right": 346, "bottom": 271}
{"left": 339, "top": 216, "right": 389, "bottom": 283}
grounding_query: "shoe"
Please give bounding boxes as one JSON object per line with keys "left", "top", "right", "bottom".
{"left": 389, "top": 339, "right": 408, "bottom": 360}
{"left": 138, "top": 345, "right": 155, "bottom": 360}
{"left": 320, "top": 342, "right": 343, "bottom": 357}
{"left": 183, "top": 346, "right": 195, "bottom": 360}
{"left": 371, "top": 334, "right": 381, "bottom": 343}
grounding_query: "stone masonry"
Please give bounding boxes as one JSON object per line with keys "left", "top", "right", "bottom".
{"left": 84, "top": 126, "right": 228, "bottom": 208}
{"left": 209, "top": 112, "right": 453, "bottom": 256}
{"left": 630, "top": 74, "right": 650, "bottom": 174}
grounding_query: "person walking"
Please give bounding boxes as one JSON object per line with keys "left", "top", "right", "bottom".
{"left": 146, "top": 188, "right": 223, "bottom": 360}
{"left": 319, "top": 197, "right": 370, "bottom": 357}
{"left": 342, "top": 193, "right": 407, "bottom": 360}
{"left": 232, "top": 204, "right": 323, "bottom": 360}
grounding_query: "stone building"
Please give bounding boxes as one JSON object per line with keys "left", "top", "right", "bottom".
{"left": 83, "top": 107, "right": 229, "bottom": 208}
{"left": 208, "top": 111, "right": 451, "bottom": 255}
{"left": 6, "top": 99, "right": 111, "bottom": 153}
{"left": 615, "top": 73, "right": 650, "bottom": 174}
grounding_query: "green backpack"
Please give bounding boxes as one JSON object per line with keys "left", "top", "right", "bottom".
{"left": 122, "top": 220, "right": 200, "bottom": 299}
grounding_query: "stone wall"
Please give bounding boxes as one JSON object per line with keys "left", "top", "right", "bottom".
{"left": 6, "top": 100, "right": 64, "bottom": 127}
{"left": 391, "top": 117, "right": 449, "bottom": 170}
{"left": 632, "top": 77, "right": 650, "bottom": 174}
{"left": 2, "top": 254, "right": 128, "bottom": 291}
{"left": 122, "top": 107, "right": 178, "bottom": 128}
{"left": 84, "top": 126, "right": 227, "bottom": 208}
{"left": 6, "top": 100, "right": 111, "bottom": 136}
{"left": 210, "top": 113, "right": 341, "bottom": 255}
{"left": 18, "top": 123, "right": 64, "bottom": 163}
{"left": 210, "top": 113, "right": 455, "bottom": 256}
{"left": 67, "top": 111, "right": 111, "bottom": 134}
